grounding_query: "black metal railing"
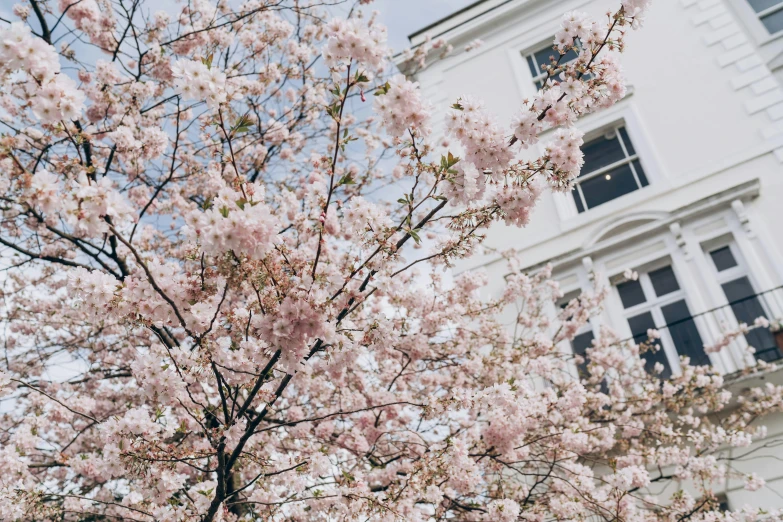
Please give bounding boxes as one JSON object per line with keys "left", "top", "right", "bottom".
{"left": 621, "top": 286, "right": 783, "bottom": 367}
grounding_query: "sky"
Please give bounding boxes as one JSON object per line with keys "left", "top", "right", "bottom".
{"left": 370, "top": 0, "right": 478, "bottom": 51}
{"left": 0, "top": 0, "right": 479, "bottom": 55}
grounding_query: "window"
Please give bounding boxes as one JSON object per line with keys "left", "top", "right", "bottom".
{"left": 617, "top": 264, "right": 709, "bottom": 377}
{"left": 707, "top": 244, "right": 782, "bottom": 362}
{"left": 525, "top": 43, "right": 580, "bottom": 90}
{"left": 572, "top": 126, "right": 649, "bottom": 213}
{"left": 558, "top": 291, "right": 595, "bottom": 380}
{"left": 558, "top": 291, "right": 609, "bottom": 392}
{"left": 747, "top": 0, "right": 783, "bottom": 34}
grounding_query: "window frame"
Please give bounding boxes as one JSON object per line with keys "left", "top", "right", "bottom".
{"left": 615, "top": 260, "right": 706, "bottom": 375}
{"left": 556, "top": 290, "right": 595, "bottom": 365}
{"left": 548, "top": 104, "right": 668, "bottom": 227}
{"left": 703, "top": 240, "right": 782, "bottom": 362}
{"left": 523, "top": 41, "right": 581, "bottom": 90}
{"left": 748, "top": 0, "right": 783, "bottom": 34}
{"left": 572, "top": 125, "right": 648, "bottom": 213}
{"left": 730, "top": 0, "right": 783, "bottom": 45}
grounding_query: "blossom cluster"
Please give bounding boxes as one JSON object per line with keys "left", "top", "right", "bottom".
{"left": 445, "top": 95, "right": 514, "bottom": 175}
{"left": 7, "top": 1, "right": 783, "bottom": 522}
{"left": 171, "top": 59, "right": 229, "bottom": 109}
{"left": 183, "top": 182, "right": 279, "bottom": 260}
{"left": 322, "top": 16, "right": 389, "bottom": 72}
{"left": 0, "top": 23, "right": 85, "bottom": 123}
{"left": 27, "top": 170, "right": 134, "bottom": 236}
{"left": 252, "top": 295, "right": 328, "bottom": 372}
{"left": 372, "top": 75, "right": 431, "bottom": 137}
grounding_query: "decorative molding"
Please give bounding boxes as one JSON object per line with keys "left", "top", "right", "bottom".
{"left": 581, "top": 256, "right": 594, "bottom": 282}
{"left": 731, "top": 199, "right": 755, "bottom": 238}
{"left": 682, "top": 0, "right": 783, "bottom": 161}
{"left": 670, "top": 222, "right": 692, "bottom": 260}
{"left": 514, "top": 178, "right": 760, "bottom": 275}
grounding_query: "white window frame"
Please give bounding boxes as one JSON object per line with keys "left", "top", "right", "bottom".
{"left": 550, "top": 104, "right": 669, "bottom": 228}
{"left": 571, "top": 125, "right": 647, "bottom": 214}
{"left": 557, "top": 289, "right": 595, "bottom": 347}
{"left": 523, "top": 40, "right": 579, "bottom": 90}
{"left": 705, "top": 242, "right": 758, "bottom": 291}
{"left": 747, "top": 0, "right": 783, "bottom": 34}
{"left": 615, "top": 260, "right": 705, "bottom": 375}
{"left": 552, "top": 266, "right": 601, "bottom": 380}
{"left": 557, "top": 287, "right": 606, "bottom": 384}
{"left": 730, "top": 0, "right": 783, "bottom": 45}
{"left": 702, "top": 240, "right": 783, "bottom": 363}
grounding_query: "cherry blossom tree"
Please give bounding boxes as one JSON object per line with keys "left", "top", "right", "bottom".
{"left": 1, "top": 0, "right": 782, "bottom": 520}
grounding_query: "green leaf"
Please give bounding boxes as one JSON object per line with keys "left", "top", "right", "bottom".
{"left": 236, "top": 198, "right": 247, "bottom": 210}
{"left": 409, "top": 228, "right": 422, "bottom": 244}
{"left": 326, "top": 102, "right": 340, "bottom": 119}
{"left": 440, "top": 152, "right": 460, "bottom": 171}
{"left": 219, "top": 206, "right": 229, "bottom": 218}
{"left": 338, "top": 175, "right": 356, "bottom": 185}
{"left": 355, "top": 72, "right": 369, "bottom": 83}
{"left": 231, "top": 113, "right": 253, "bottom": 135}
{"left": 451, "top": 102, "right": 464, "bottom": 110}
{"left": 202, "top": 53, "right": 214, "bottom": 69}
{"left": 374, "top": 81, "right": 391, "bottom": 96}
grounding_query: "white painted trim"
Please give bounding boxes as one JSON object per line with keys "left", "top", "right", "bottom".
{"left": 727, "top": 0, "right": 783, "bottom": 46}
{"left": 547, "top": 100, "right": 669, "bottom": 224}
{"left": 524, "top": 179, "right": 762, "bottom": 275}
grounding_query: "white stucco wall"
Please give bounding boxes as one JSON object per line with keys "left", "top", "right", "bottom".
{"left": 410, "top": 0, "right": 783, "bottom": 511}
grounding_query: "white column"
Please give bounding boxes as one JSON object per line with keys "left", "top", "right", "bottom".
{"left": 675, "top": 222, "right": 742, "bottom": 373}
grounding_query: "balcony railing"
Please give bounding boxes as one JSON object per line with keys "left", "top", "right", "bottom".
{"left": 620, "top": 285, "right": 783, "bottom": 369}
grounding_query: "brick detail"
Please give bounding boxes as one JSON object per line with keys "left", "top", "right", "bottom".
{"left": 683, "top": 0, "right": 783, "bottom": 161}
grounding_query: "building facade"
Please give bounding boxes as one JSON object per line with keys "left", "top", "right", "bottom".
{"left": 408, "top": 0, "right": 783, "bottom": 512}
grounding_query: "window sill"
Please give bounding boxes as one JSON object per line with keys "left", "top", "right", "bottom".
{"left": 756, "top": 28, "right": 783, "bottom": 47}
{"left": 558, "top": 179, "right": 673, "bottom": 234}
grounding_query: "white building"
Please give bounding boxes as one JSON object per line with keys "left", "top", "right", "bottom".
{"left": 408, "top": 0, "right": 783, "bottom": 512}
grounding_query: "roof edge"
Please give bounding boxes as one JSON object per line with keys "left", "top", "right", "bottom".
{"left": 407, "top": 0, "right": 513, "bottom": 42}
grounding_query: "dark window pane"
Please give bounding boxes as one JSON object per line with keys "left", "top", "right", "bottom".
{"left": 581, "top": 132, "right": 627, "bottom": 175}
{"left": 579, "top": 163, "right": 640, "bottom": 209}
{"left": 723, "top": 276, "right": 758, "bottom": 303}
{"left": 534, "top": 79, "right": 544, "bottom": 90}
{"left": 572, "top": 331, "right": 595, "bottom": 377}
{"left": 722, "top": 277, "right": 781, "bottom": 362}
{"left": 661, "top": 300, "right": 708, "bottom": 367}
{"left": 710, "top": 246, "right": 737, "bottom": 272}
{"left": 628, "top": 311, "right": 671, "bottom": 379}
{"left": 632, "top": 159, "right": 648, "bottom": 187}
{"left": 561, "top": 46, "right": 579, "bottom": 63}
{"left": 762, "top": 8, "right": 783, "bottom": 33}
{"left": 526, "top": 54, "right": 539, "bottom": 77}
{"left": 573, "top": 189, "right": 585, "bottom": 213}
{"left": 617, "top": 279, "right": 646, "bottom": 309}
{"left": 649, "top": 266, "right": 680, "bottom": 297}
{"left": 618, "top": 127, "right": 636, "bottom": 155}
{"left": 531, "top": 46, "right": 579, "bottom": 76}
{"left": 749, "top": 0, "right": 783, "bottom": 13}
{"left": 557, "top": 292, "right": 580, "bottom": 309}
